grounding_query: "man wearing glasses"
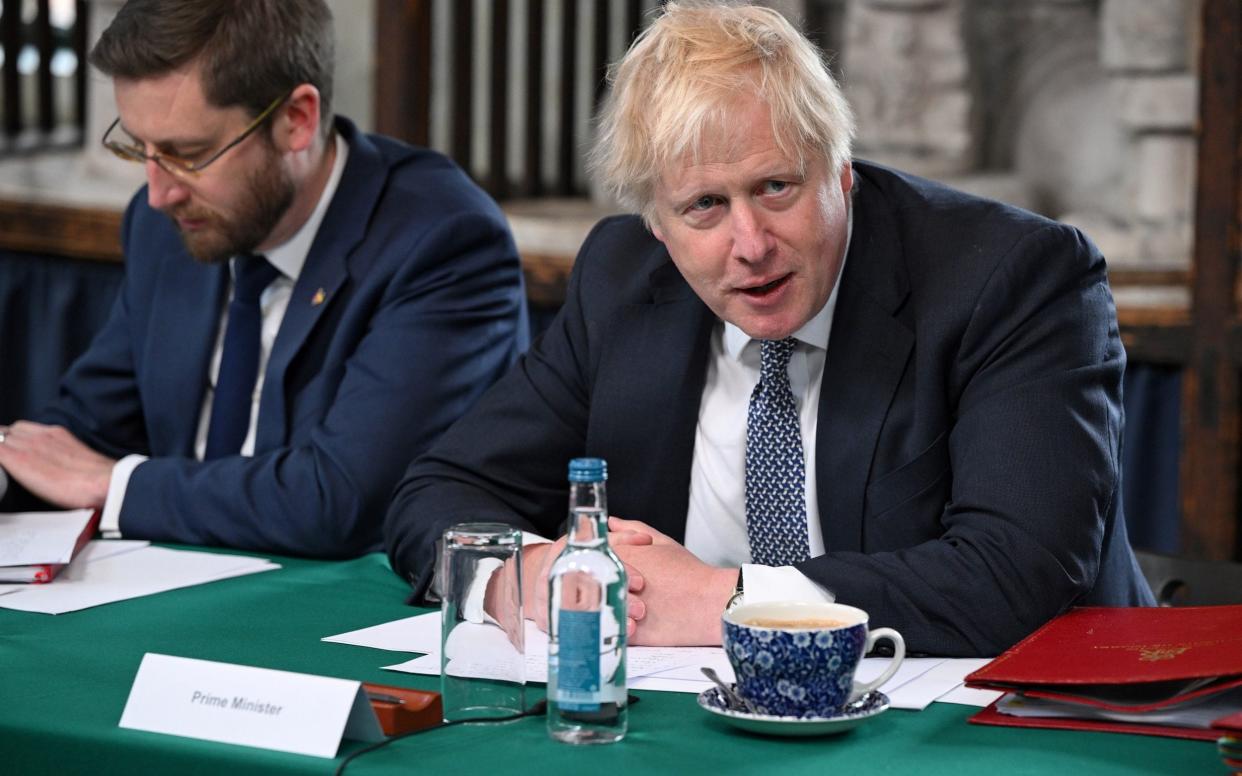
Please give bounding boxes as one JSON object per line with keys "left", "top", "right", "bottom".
{"left": 0, "top": 0, "right": 528, "bottom": 558}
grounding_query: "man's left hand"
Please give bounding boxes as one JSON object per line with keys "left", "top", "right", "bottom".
{"left": 607, "top": 517, "right": 736, "bottom": 647}
{"left": 0, "top": 421, "right": 113, "bottom": 508}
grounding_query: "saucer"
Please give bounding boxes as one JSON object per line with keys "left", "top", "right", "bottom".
{"left": 697, "top": 686, "right": 890, "bottom": 737}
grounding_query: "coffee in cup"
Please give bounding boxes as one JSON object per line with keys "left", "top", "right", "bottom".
{"left": 722, "top": 601, "right": 905, "bottom": 718}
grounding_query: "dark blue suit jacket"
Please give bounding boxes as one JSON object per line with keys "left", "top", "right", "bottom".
{"left": 385, "top": 161, "right": 1153, "bottom": 656}
{"left": 34, "top": 117, "right": 528, "bottom": 558}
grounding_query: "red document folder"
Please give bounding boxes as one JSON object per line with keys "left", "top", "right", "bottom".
{"left": 0, "top": 510, "right": 100, "bottom": 583}
{"left": 965, "top": 606, "right": 1242, "bottom": 740}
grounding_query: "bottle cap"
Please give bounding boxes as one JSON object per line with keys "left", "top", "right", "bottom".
{"left": 568, "top": 457, "right": 607, "bottom": 482}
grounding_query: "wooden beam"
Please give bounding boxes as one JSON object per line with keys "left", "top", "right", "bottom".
{"left": 373, "top": 0, "right": 432, "bottom": 147}
{"left": 0, "top": 199, "right": 123, "bottom": 263}
{"left": 1180, "top": 0, "right": 1242, "bottom": 560}
{"left": 488, "top": 0, "right": 510, "bottom": 197}
{"left": 522, "top": 0, "right": 545, "bottom": 197}
{"left": 3, "top": 0, "right": 22, "bottom": 137}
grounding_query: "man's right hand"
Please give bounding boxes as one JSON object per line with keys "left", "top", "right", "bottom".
{"left": 0, "top": 421, "right": 113, "bottom": 508}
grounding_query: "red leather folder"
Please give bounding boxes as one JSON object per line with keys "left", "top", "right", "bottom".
{"left": 964, "top": 606, "right": 1242, "bottom": 740}
{"left": 1216, "top": 710, "right": 1242, "bottom": 735}
{"left": 0, "top": 510, "right": 100, "bottom": 584}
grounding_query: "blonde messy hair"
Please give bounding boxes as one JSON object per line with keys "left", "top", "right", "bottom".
{"left": 589, "top": 1, "right": 855, "bottom": 226}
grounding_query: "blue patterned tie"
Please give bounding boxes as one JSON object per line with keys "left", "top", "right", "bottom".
{"left": 745, "top": 337, "right": 810, "bottom": 566}
{"left": 204, "top": 254, "right": 280, "bottom": 459}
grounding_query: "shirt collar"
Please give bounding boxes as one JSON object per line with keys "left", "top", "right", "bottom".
{"left": 250, "top": 131, "right": 349, "bottom": 281}
{"left": 722, "top": 203, "right": 853, "bottom": 360}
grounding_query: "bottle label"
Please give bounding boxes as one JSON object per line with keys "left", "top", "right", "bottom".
{"left": 554, "top": 609, "right": 601, "bottom": 711}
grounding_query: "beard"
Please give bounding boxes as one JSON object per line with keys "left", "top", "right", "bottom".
{"left": 169, "top": 148, "right": 296, "bottom": 264}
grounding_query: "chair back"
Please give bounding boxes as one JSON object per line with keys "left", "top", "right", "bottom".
{"left": 1134, "top": 550, "right": 1242, "bottom": 606}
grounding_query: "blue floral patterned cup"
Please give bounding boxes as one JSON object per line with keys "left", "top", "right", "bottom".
{"left": 722, "top": 602, "right": 905, "bottom": 718}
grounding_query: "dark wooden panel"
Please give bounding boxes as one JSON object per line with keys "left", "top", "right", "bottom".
{"left": 592, "top": 0, "right": 610, "bottom": 106}
{"left": 35, "top": 0, "right": 53, "bottom": 133}
{"left": 0, "top": 199, "right": 123, "bottom": 263}
{"left": 3, "top": 0, "right": 22, "bottom": 137}
{"left": 373, "top": 0, "right": 431, "bottom": 147}
{"left": 626, "top": 0, "right": 643, "bottom": 46}
{"left": 75, "top": 0, "right": 87, "bottom": 135}
{"left": 523, "top": 0, "right": 545, "bottom": 197}
{"left": 1110, "top": 267, "right": 1191, "bottom": 288}
{"left": 519, "top": 250, "right": 573, "bottom": 308}
{"left": 450, "top": 0, "right": 474, "bottom": 170}
{"left": 1119, "top": 321, "right": 1193, "bottom": 366}
{"left": 488, "top": 0, "right": 510, "bottom": 197}
{"left": 556, "top": 0, "right": 578, "bottom": 195}
{"left": 1180, "top": 0, "right": 1242, "bottom": 560}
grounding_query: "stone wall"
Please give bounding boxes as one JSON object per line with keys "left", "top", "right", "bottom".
{"left": 833, "top": 0, "right": 1200, "bottom": 274}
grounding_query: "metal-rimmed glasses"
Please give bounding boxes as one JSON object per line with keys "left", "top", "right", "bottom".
{"left": 101, "top": 91, "right": 290, "bottom": 178}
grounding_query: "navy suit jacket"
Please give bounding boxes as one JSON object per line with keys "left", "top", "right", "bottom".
{"left": 384, "top": 161, "right": 1153, "bottom": 656}
{"left": 29, "top": 117, "right": 528, "bottom": 558}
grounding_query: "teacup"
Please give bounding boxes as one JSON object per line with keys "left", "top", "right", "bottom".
{"left": 721, "top": 601, "right": 905, "bottom": 718}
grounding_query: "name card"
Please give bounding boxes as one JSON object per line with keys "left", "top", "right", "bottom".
{"left": 119, "top": 653, "right": 385, "bottom": 758}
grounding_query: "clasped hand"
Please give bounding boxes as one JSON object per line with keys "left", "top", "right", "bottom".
{"left": 520, "top": 517, "right": 736, "bottom": 647}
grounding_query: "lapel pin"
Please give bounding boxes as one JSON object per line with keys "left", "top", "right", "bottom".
{"left": 311, "top": 288, "right": 326, "bottom": 306}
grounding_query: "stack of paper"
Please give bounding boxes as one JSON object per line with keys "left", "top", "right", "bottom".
{"left": 323, "top": 612, "right": 1002, "bottom": 710}
{"left": 0, "top": 540, "right": 279, "bottom": 614}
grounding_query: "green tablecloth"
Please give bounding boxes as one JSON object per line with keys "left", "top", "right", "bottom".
{"left": 0, "top": 549, "right": 1217, "bottom": 774}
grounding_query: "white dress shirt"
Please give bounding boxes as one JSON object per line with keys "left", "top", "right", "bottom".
{"left": 685, "top": 293, "right": 840, "bottom": 602}
{"left": 684, "top": 212, "right": 853, "bottom": 603}
{"left": 100, "top": 133, "right": 349, "bottom": 533}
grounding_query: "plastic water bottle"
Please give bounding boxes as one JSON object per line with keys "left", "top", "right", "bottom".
{"left": 546, "top": 457, "right": 628, "bottom": 743}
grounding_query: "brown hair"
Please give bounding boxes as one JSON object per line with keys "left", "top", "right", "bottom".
{"left": 89, "top": 0, "right": 335, "bottom": 138}
{"left": 590, "top": 1, "right": 855, "bottom": 225}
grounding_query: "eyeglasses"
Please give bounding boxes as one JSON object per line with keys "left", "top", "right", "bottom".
{"left": 102, "top": 92, "right": 289, "bottom": 178}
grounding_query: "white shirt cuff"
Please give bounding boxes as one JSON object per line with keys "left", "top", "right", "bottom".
{"left": 101, "top": 454, "right": 147, "bottom": 537}
{"left": 460, "top": 531, "right": 551, "bottom": 624}
{"left": 520, "top": 531, "right": 551, "bottom": 547}
{"left": 462, "top": 557, "right": 504, "bottom": 624}
{"left": 741, "top": 564, "right": 836, "bottom": 604}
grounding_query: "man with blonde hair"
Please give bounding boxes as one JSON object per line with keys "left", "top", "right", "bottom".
{"left": 385, "top": 1, "right": 1153, "bottom": 656}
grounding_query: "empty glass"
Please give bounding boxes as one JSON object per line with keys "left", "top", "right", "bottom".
{"left": 438, "top": 523, "right": 525, "bottom": 721}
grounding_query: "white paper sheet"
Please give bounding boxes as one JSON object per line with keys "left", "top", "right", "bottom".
{"left": 935, "top": 685, "right": 1005, "bottom": 707}
{"left": 0, "top": 539, "right": 150, "bottom": 596}
{"left": 0, "top": 509, "right": 95, "bottom": 564}
{"left": 322, "top": 612, "right": 441, "bottom": 652}
{"left": 0, "top": 546, "right": 279, "bottom": 614}
{"left": 381, "top": 615, "right": 701, "bottom": 683}
{"left": 326, "top": 611, "right": 996, "bottom": 709}
{"left": 881, "top": 657, "right": 995, "bottom": 710}
{"left": 75, "top": 539, "right": 151, "bottom": 562}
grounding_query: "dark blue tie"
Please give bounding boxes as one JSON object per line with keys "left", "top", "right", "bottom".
{"left": 745, "top": 338, "right": 811, "bottom": 566}
{"left": 204, "top": 255, "right": 280, "bottom": 460}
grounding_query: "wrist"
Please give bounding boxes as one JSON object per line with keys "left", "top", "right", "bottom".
{"left": 521, "top": 542, "right": 551, "bottom": 607}
{"left": 700, "top": 566, "right": 740, "bottom": 644}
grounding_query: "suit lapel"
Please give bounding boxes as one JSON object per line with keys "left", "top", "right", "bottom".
{"left": 817, "top": 175, "right": 914, "bottom": 552}
{"left": 598, "top": 262, "right": 714, "bottom": 541}
{"left": 146, "top": 251, "right": 228, "bottom": 456}
{"left": 255, "top": 119, "right": 390, "bottom": 452}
